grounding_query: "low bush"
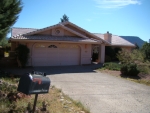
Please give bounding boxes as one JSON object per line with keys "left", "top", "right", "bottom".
{"left": 137, "top": 64, "right": 150, "bottom": 75}
{"left": 117, "top": 49, "right": 150, "bottom": 78}
{"left": 121, "top": 64, "right": 140, "bottom": 77}
{"left": 103, "top": 62, "right": 121, "bottom": 71}
{"left": 15, "top": 44, "right": 30, "bottom": 67}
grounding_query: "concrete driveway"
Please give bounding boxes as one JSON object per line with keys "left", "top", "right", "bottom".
{"left": 3, "top": 65, "right": 150, "bottom": 113}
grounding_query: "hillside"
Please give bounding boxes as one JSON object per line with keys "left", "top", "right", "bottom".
{"left": 120, "top": 36, "right": 145, "bottom": 48}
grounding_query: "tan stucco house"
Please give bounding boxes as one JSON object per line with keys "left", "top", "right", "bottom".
{"left": 10, "top": 21, "right": 135, "bottom": 66}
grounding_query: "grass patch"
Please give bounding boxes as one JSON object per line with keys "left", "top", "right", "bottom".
{"left": 0, "top": 77, "right": 90, "bottom": 113}
{"left": 98, "top": 68, "right": 150, "bottom": 86}
{"left": 127, "top": 78, "right": 150, "bottom": 86}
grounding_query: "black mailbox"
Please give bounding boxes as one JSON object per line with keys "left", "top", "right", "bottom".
{"left": 17, "top": 71, "right": 50, "bottom": 95}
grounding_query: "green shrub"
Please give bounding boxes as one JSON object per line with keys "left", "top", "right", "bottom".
{"left": 137, "top": 64, "right": 150, "bottom": 74}
{"left": 117, "top": 49, "right": 150, "bottom": 77}
{"left": 15, "top": 44, "right": 30, "bottom": 67}
{"left": 103, "top": 62, "right": 121, "bottom": 71}
{"left": 120, "top": 65, "right": 128, "bottom": 75}
{"left": 121, "top": 64, "right": 140, "bottom": 76}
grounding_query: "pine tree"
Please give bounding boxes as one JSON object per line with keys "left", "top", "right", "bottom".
{"left": 0, "top": 0, "right": 22, "bottom": 40}
{"left": 60, "top": 14, "right": 69, "bottom": 23}
{"left": 0, "top": 37, "right": 10, "bottom": 47}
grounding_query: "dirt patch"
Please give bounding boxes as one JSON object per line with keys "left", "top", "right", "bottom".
{"left": 97, "top": 69, "right": 121, "bottom": 77}
{"left": 138, "top": 73, "right": 150, "bottom": 80}
{"left": 97, "top": 69, "right": 150, "bottom": 81}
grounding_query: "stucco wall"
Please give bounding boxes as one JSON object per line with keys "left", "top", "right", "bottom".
{"left": 36, "top": 27, "right": 78, "bottom": 37}
{"left": 20, "top": 42, "right": 92, "bottom": 66}
{"left": 36, "top": 29, "right": 52, "bottom": 35}
{"left": 65, "top": 25, "right": 86, "bottom": 36}
{"left": 64, "top": 30, "right": 77, "bottom": 36}
{"left": 52, "top": 27, "right": 64, "bottom": 36}
{"left": 80, "top": 44, "right": 92, "bottom": 65}
{"left": 121, "top": 47, "right": 133, "bottom": 51}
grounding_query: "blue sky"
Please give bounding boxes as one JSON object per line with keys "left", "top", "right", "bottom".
{"left": 12, "top": 0, "right": 150, "bottom": 41}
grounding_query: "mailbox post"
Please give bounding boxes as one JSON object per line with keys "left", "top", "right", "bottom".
{"left": 17, "top": 71, "right": 50, "bottom": 113}
{"left": 33, "top": 94, "right": 38, "bottom": 113}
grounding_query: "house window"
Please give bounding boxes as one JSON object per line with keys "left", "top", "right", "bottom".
{"left": 48, "top": 45, "right": 57, "bottom": 48}
{"left": 35, "top": 44, "right": 46, "bottom": 48}
{"left": 55, "top": 29, "right": 60, "bottom": 35}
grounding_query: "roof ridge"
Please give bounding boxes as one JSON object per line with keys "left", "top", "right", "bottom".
{"left": 24, "top": 23, "right": 60, "bottom": 35}
{"left": 120, "top": 36, "right": 139, "bottom": 37}
{"left": 93, "top": 33, "right": 119, "bottom": 36}
{"left": 92, "top": 33, "right": 103, "bottom": 34}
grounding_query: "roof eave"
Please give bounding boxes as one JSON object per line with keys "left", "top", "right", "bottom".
{"left": 110, "top": 44, "right": 135, "bottom": 47}
{"left": 10, "top": 39, "right": 101, "bottom": 44}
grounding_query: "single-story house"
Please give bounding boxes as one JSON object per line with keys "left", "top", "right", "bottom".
{"left": 10, "top": 21, "right": 135, "bottom": 66}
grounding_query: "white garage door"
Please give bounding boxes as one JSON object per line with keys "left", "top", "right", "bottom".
{"left": 32, "top": 43, "right": 80, "bottom": 66}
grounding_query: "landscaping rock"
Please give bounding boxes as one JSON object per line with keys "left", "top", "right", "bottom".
{"left": 60, "top": 99, "right": 64, "bottom": 102}
{"left": 60, "top": 96, "right": 64, "bottom": 99}
{"left": 63, "top": 106, "right": 68, "bottom": 108}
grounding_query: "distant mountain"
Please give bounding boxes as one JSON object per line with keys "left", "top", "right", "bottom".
{"left": 120, "top": 36, "right": 146, "bottom": 48}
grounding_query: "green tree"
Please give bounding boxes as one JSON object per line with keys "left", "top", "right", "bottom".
{"left": 60, "top": 14, "right": 69, "bottom": 22}
{"left": 0, "top": 38, "right": 10, "bottom": 47}
{"left": 141, "top": 42, "right": 150, "bottom": 61}
{"left": 117, "top": 49, "right": 144, "bottom": 65}
{"left": 0, "top": 0, "right": 22, "bottom": 40}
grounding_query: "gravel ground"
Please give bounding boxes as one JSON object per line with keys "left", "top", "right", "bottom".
{"left": 48, "top": 68, "right": 150, "bottom": 113}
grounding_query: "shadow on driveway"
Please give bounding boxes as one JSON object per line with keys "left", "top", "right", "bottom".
{"left": 1, "top": 64, "right": 103, "bottom": 76}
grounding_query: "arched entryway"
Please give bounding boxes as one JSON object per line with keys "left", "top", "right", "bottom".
{"left": 92, "top": 45, "right": 99, "bottom": 62}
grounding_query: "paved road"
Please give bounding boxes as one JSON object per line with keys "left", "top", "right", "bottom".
{"left": 3, "top": 65, "right": 150, "bottom": 113}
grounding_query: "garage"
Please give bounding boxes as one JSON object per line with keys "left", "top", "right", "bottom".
{"left": 32, "top": 43, "right": 80, "bottom": 66}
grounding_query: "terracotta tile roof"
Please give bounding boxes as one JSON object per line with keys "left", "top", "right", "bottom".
{"left": 11, "top": 27, "right": 37, "bottom": 36}
{"left": 12, "top": 22, "right": 109, "bottom": 44}
{"left": 10, "top": 35, "right": 99, "bottom": 43}
{"left": 11, "top": 22, "right": 135, "bottom": 47}
{"left": 111, "top": 35, "right": 135, "bottom": 46}
{"left": 93, "top": 33, "right": 135, "bottom": 47}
